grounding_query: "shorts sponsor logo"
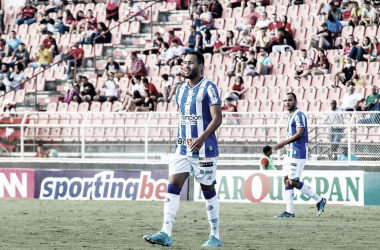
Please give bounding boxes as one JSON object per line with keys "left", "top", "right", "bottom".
{"left": 207, "top": 176, "right": 212, "bottom": 180}
{"left": 200, "top": 162, "right": 213, "bottom": 167}
{"left": 200, "top": 169, "right": 213, "bottom": 175}
{"left": 207, "top": 205, "right": 214, "bottom": 211}
{"left": 199, "top": 157, "right": 212, "bottom": 161}
{"left": 291, "top": 163, "right": 297, "bottom": 167}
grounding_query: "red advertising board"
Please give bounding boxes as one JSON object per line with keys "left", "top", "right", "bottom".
{"left": 0, "top": 168, "right": 35, "bottom": 199}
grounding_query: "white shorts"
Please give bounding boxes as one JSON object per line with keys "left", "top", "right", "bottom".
{"left": 282, "top": 156, "right": 306, "bottom": 181}
{"left": 169, "top": 154, "right": 217, "bottom": 186}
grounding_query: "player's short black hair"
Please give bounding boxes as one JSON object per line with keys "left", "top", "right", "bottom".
{"left": 286, "top": 92, "right": 297, "bottom": 101}
{"left": 263, "top": 146, "right": 272, "bottom": 154}
{"left": 186, "top": 51, "right": 205, "bottom": 66}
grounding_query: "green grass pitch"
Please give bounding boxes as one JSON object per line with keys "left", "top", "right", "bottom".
{"left": 1, "top": 200, "right": 379, "bottom": 249}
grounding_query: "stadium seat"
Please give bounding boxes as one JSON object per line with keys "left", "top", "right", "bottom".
{"left": 367, "top": 62, "right": 380, "bottom": 75}
{"left": 363, "top": 74, "right": 374, "bottom": 86}
{"left": 353, "top": 25, "right": 365, "bottom": 38}
{"left": 14, "top": 90, "right": 25, "bottom": 104}
{"left": 299, "top": 75, "right": 312, "bottom": 87}
{"left": 242, "top": 76, "right": 253, "bottom": 87}
{"left": 315, "top": 87, "right": 329, "bottom": 101}
{"left": 294, "top": 27, "right": 307, "bottom": 40}
{"left": 252, "top": 75, "right": 265, "bottom": 88}
{"left": 267, "top": 87, "right": 280, "bottom": 100}
{"left": 356, "top": 62, "right": 368, "bottom": 76}
{"left": 204, "top": 64, "right": 216, "bottom": 77}
{"left": 276, "top": 75, "right": 289, "bottom": 88}
{"left": 327, "top": 88, "right": 341, "bottom": 100}
{"left": 294, "top": 87, "right": 305, "bottom": 99}
{"left": 247, "top": 100, "right": 260, "bottom": 112}
{"left": 259, "top": 100, "right": 272, "bottom": 112}
{"left": 218, "top": 76, "right": 230, "bottom": 89}
{"left": 292, "top": 16, "right": 303, "bottom": 29}
{"left": 224, "top": 18, "right": 236, "bottom": 30}
{"left": 276, "top": 6, "right": 287, "bottom": 16}
{"left": 222, "top": 8, "right": 233, "bottom": 18}
{"left": 263, "top": 75, "right": 276, "bottom": 87}
{"left": 341, "top": 26, "right": 353, "bottom": 38}
{"left": 272, "top": 100, "right": 284, "bottom": 112}
{"left": 215, "top": 65, "right": 227, "bottom": 77}
{"left": 237, "top": 100, "right": 249, "bottom": 112}
{"left": 310, "top": 74, "right": 325, "bottom": 87}
{"left": 269, "top": 52, "right": 280, "bottom": 64}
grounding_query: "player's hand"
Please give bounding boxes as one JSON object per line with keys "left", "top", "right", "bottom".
{"left": 273, "top": 142, "right": 286, "bottom": 150}
{"left": 189, "top": 136, "right": 206, "bottom": 153}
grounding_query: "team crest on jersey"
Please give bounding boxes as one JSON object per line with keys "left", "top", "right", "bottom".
{"left": 207, "top": 205, "right": 214, "bottom": 211}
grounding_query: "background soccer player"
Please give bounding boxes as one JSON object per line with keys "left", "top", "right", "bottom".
{"left": 143, "top": 52, "right": 223, "bottom": 247}
{"left": 273, "top": 93, "right": 327, "bottom": 218}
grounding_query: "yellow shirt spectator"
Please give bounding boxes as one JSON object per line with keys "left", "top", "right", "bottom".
{"left": 351, "top": 7, "right": 363, "bottom": 17}
{"left": 29, "top": 47, "right": 51, "bottom": 69}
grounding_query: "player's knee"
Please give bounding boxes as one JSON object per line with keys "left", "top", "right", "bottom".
{"left": 288, "top": 179, "right": 299, "bottom": 187}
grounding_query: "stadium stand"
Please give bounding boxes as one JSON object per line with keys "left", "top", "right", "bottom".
{"left": 1, "top": 0, "right": 380, "bottom": 161}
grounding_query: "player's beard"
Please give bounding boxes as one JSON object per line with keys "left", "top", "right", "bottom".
{"left": 184, "top": 68, "right": 198, "bottom": 79}
{"left": 286, "top": 103, "right": 296, "bottom": 111}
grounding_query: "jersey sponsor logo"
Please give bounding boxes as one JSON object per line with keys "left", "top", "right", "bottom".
{"left": 181, "top": 114, "right": 202, "bottom": 125}
{"left": 186, "top": 139, "right": 194, "bottom": 146}
{"left": 200, "top": 162, "right": 213, "bottom": 167}
{"left": 177, "top": 138, "right": 194, "bottom": 146}
{"left": 186, "top": 93, "right": 195, "bottom": 96}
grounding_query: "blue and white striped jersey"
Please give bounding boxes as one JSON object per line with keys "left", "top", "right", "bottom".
{"left": 174, "top": 77, "right": 222, "bottom": 158}
{"left": 286, "top": 109, "right": 309, "bottom": 159}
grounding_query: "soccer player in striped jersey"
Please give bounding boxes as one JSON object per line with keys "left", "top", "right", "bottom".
{"left": 273, "top": 93, "right": 327, "bottom": 218}
{"left": 143, "top": 52, "right": 223, "bottom": 247}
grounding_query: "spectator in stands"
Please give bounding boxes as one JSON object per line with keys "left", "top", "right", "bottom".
{"left": 92, "top": 22, "right": 112, "bottom": 44}
{"left": 235, "top": 3, "right": 257, "bottom": 31}
{"left": 156, "top": 42, "right": 172, "bottom": 66}
{"left": 94, "top": 72, "right": 119, "bottom": 103}
{"left": 0, "top": 37, "right": 5, "bottom": 57}
{"left": 252, "top": 27, "right": 272, "bottom": 53}
{"left": 333, "top": 57, "right": 358, "bottom": 88}
{"left": 222, "top": 98, "right": 237, "bottom": 112}
{"left": 148, "top": 33, "right": 162, "bottom": 55}
{"left": 55, "top": 41, "right": 84, "bottom": 81}
{"left": 57, "top": 10, "right": 75, "bottom": 34}
{"left": 34, "top": 144, "right": 46, "bottom": 158}
{"left": 168, "top": 73, "right": 185, "bottom": 101}
{"left": 337, "top": 146, "right": 358, "bottom": 161}
{"left": 56, "top": 10, "right": 63, "bottom": 23}
{"left": 260, "top": 146, "right": 276, "bottom": 170}
{"left": 360, "top": 1, "right": 377, "bottom": 26}
{"left": 173, "top": 52, "right": 186, "bottom": 66}
{"left": 135, "top": 90, "right": 154, "bottom": 112}
{"left": 41, "top": 146, "right": 59, "bottom": 158}
{"left": 122, "top": 90, "right": 143, "bottom": 112}
{"left": 9, "top": 43, "right": 30, "bottom": 69}
{"left": 167, "top": 39, "right": 186, "bottom": 66}
{"left": 223, "top": 27, "right": 253, "bottom": 56}
{"left": 124, "top": 0, "right": 146, "bottom": 22}
{"left": 38, "top": 13, "right": 55, "bottom": 34}
{"left": 70, "top": 10, "right": 86, "bottom": 35}
{"left": 242, "top": 51, "right": 257, "bottom": 76}
{"left": 256, "top": 47, "right": 273, "bottom": 75}
{"left": 222, "top": 75, "right": 247, "bottom": 100}
{"left": 168, "top": 31, "right": 183, "bottom": 47}
{"left": 0, "top": 1, "right": 4, "bottom": 34}
{"left": 306, "top": 23, "right": 333, "bottom": 51}
{"left": 103, "top": 56, "right": 124, "bottom": 79}
{"left": 228, "top": 0, "right": 249, "bottom": 9}
{"left": 340, "top": 85, "right": 364, "bottom": 111}
{"left": 76, "top": 9, "right": 97, "bottom": 33}
{"left": 63, "top": 75, "right": 81, "bottom": 103}
{"left": 16, "top": 1, "right": 38, "bottom": 26}
{"left": 363, "top": 37, "right": 380, "bottom": 62}
{"left": 80, "top": 21, "right": 98, "bottom": 45}
{"left": 194, "top": 4, "right": 214, "bottom": 31}
{"left": 106, "top": 0, "right": 120, "bottom": 27}
{"left": 202, "top": 29, "right": 216, "bottom": 54}
{"left": 329, "top": 1, "right": 343, "bottom": 20}
{"left": 294, "top": 49, "right": 314, "bottom": 79}
{"left": 326, "top": 14, "right": 343, "bottom": 36}
{"left": 226, "top": 49, "right": 248, "bottom": 77}
{"left": 2, "top": 99, "right": 16, "bottom": 117}
{"left": 77, "top": 76, "right": 96, "bottom": 103}
{"left": 209, "top": 0, "right": 223, "bottom": 19}
{"left": 118, "top": 75, "right": 144, "bottom": 107}
{"left": 127, "top": 52, "right": 147, "bottom": 78}
{"left": 324, "top": 99, "right": 344, "bottom": 152}
{"left": 142, "top": 77, "right": 159, "bottom": 101}
{"left": 9, "top": 63, "right": 28, "bottom": 91}
{"left": 184, "top": 25, "right": 203, "bottom": 52}
{"left": 43, "top": 31, "right": 58, "bottom": 57}
{"left": 268, "top": 13, "right": 282, "bottom": 36}
{"left": 272, "top": 27, "right": 296, "bottom": 53}
{"left": 44, "top": 0, "right": 65, "bottom": 15}
{"left": 213, "top": 34, "right": 223, "bottom": 54}
{"left": 348, "top": 36, "right": 371, "bottom": 62}
{"left": 189, "top": 0, "right": 202, "bottom": 20}
{"left": 310, "top": 49, "right": 330, "bottom": 77}
{"left": 372, "top": 0, "right": 380, "bottom": 8}
{"left": 252, "top": 12, "right": 271, "bottom": 34}
{"left": 0, "top": 31, "right": 23, "bottom": 60}
{"left": 28, "top": 43, "right": 51, "bottom": 69}
{"left": 221, "top": 30, "right": 236, "bottom": 53}
{"left": 356, "top": 85, "right": 380, "bottom": 111}
{"left": 335, "top": 34, "right": 357, "bottom": 63}
{"left": 157, "top": 74, "right": 172, "bottom": 103}
{"left": 348, "top": 1, "right": 363, "bottom": 27}
{"left": 340, "top": 1, "right": 353, "bottom": 27}
{"left": 0, "top": 63, "right": 10, "bottom": 90}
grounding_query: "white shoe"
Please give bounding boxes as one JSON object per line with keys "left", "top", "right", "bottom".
{"left": 62, "top": 74, "right": 69, "bottom": 81}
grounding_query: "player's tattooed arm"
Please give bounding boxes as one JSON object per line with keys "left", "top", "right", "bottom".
{"left": 189, "top": 104, "right": 222, "bottom": 153}
{"left": 273, "top": 127, "right": 305, "bottom": 150}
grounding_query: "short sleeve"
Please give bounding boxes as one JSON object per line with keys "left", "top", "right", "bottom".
{"left": 207, "top": 83, "right": 222, "bottom": 106}
{"left": 266, "top": 57, "right": 272, "bottom": 65}
{"left": 114, "top": 62, "right": 120, "bottom": 70}
{"left": 105, "top": 63, "right": 110, "bottom": 70}
{"left": 261, "top": 157, "right": 269, "bottom": 165}
{"left": 295, "top": 112, "right": 306, "bottom": 128}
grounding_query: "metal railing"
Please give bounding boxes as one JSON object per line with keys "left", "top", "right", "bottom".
{"left": 0, "top": 51, "right": 78, "bottom": 110}
{"left": 92, "top": 0, "right": 166, "bottom": 71}
{"left": 1, "top": 110, "right": 380, "bottom": 163}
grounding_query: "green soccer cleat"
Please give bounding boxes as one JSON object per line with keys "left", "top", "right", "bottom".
{"left": 201, "top": 235, "right": 222, "bottom": 247}
{"left": 143, "top": 231, "right": 172, "bottom": 246}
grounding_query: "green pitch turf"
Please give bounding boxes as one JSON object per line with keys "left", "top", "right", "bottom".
{"left": 1, "top": 200, "right": 379, "bottom": 249}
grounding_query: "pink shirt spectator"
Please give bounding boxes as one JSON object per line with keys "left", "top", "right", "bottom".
{"left": 131, "top": 58, "right": 147, "bottom": 76}
{"left": 168, "top": 36, "right": 183, "bottom": 46}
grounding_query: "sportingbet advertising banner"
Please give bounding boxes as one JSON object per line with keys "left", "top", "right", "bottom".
{"left": 0, "top": 168, "right": 35, "bottom": 199}
{"left": 194, "top": 171, "right": 364, "bottom": 206}
{"left": 35, "top": 170, "right": 188, "bottom": 201}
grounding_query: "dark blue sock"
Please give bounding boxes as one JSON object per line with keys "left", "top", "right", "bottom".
{"left": 285, "top": 186, "right": 294, "bottom": 190}
{"left": 297, "top": 182, "right": 304, "bottom": 190}
{"left": 202, "top": 190, "right": 216, "bottom": 200}
{"left": 167, "top": 184, "right": 181, "bottom": 195}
